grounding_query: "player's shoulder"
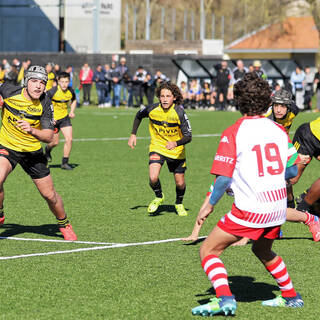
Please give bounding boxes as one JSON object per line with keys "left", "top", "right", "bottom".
{"left": 0, "top": 82, "right": 22, "bottom": 98}
{"left": 173, "top": 103, "right": 186, "bottom": 115}
{"left": 68, "top": 86, "right": 75, "bottom": 95}
{"left": 47, "top": 85, "right": 58, "bottom": 98}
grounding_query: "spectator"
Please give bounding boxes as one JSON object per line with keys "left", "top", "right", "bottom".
{"left": 313, "top": 65, "right": 320, "bottom": 112}
{"left": 65, "top": 65, "right": 74, "bottom": 88}
{"left": 232, "top": 59, "right": 248, "bottom": 83}
{"left": 104, "top": 64, "right": 112, "bottom": 107}
{"left": 187, "top": 79, "right": 202, "bottom": 109}
{"left": 304, "top": 66, "right": 314, "bottom": 111}
{"left": 145, "top": 73, "right": 156, "bottom": 106}
{"left": 132, "top": 66, "right": 148, "bottom": 107}
{"left": 253, "top": 60, "right": 267, "bottom": 79}
{"left": 179, "top": 81, "right": 188, "bottom": 102}
{"left": 290, "top": 66, "right": 305, "bottom": 110}
{"left": 154, "top": 70, "right": 170, "bottom": 88}
{"left": 54, "top": 64, "right": 62, "bottom": 78}
{"left": 118, "top": 57, "right": 130, "bottom": 105}
{"left": 214, "top": 61, "right": 232, "bottom": 110}
{"left": 123, "top": 72, "right": 133, "bottom": 107}
{"left": 93, "top": 64, "right": 109, "bottom": 108}
{"left": 79, "top": 62, "right": 93, "bottom": 106}
{"left": 110, "top": 61, "right": 121, "bottom": 107}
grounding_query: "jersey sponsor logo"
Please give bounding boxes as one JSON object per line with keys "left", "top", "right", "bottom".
{"left": 214, "top": 154, "right": 234, "bottom": 164}
{"left": 154, "top": 127, "right": 178, "bottom": 135}
{"left": 27, "top": 106, "right": 41, "bottom": 113}
{"left": 0, "top": 149, "right": 9, "bottom": 156}
{"left": 221, "top": 136, "right": 229, "bottom": 143}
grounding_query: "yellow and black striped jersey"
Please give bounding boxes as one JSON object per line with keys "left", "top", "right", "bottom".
{"left": 310, "top": 117, "right": 320, "bottom": 141}
{"left": 47, "top": 85, "right": 76, "bottom": 121}
{"left": 45, "top": 72, "right": 56, "bottom": 91}
{"left": 0, "top": 82, "right": 54, "bottom": 152}
{"left": 265, "top": 103, "right": 300, "bottom": 133}
{"left": 136, "top": 103, "right": 192, "bottom": 159}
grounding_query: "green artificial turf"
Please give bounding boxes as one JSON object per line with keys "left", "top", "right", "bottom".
{"left": 0, "top": 106, "right": 319, "bottom": 320}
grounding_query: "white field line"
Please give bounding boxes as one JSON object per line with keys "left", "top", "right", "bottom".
{"left": 68, "top": 133, "right": 221, "bottom": 143}
{"left": 64, "top": 130, "right": 296, "bottom": 143}
{"left": 0, "top": 236, "right": 207, "bottom": 261}
{"left": 0, "top": 236, "right": 116, "bottom": 245}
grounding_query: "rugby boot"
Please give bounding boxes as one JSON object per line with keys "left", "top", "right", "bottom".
{"left": 262, "top": 293, "right": 304, "bottom": 308}
{"left": 175, "top": 204, "right": 188, "bottom": 216}
{"left": 308, "top": 219, "right": 320, "bottom": 242}
{"left": 192, "top": 295, "right": 237, "bottom": 316}
{"left": 0, "top": 215, "right": 5, "bottom": 226}
{"left": 59, "top": 224, "right": 77, "bottom": 241}
{"left": 147, "top": 194, "right": 164, "bottom": 213}
{"left": 61, "top": 163, "right": 73, "bottom": 170}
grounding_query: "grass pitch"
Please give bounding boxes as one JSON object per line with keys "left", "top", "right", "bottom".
{"left": 0, "top": 106, "right": 319, "bottom": 320}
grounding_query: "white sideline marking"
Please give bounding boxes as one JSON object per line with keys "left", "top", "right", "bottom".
{"left": 70, "top": 133, "right": 221, "bottom": 143}
{"left": 0, "top": 236, "right": 116, "bottom": 245}
{"left": 0, "top": 236, "right": 207, "bottom": 261}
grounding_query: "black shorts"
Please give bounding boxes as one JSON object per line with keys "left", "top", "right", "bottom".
{"left": 293, "top": 123, "right": 320, "bottom": 158}
{"left": 54, "top": 115, "right": 72, "bottom": 133}
{"left": 149, "top": 152, "right": 186, "bottom": 173}
{"left": 0, "top": 145, "right": 50, "bottom": 179}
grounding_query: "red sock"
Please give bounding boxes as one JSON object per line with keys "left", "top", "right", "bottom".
{"left": 201, "top": 254, "right": 232, "bottom": 297}
{"left": 304, "top": 212, "right": 318, "bottom": 226}
{"left": 265, "top": 256, "right": 297, "bottom": 297}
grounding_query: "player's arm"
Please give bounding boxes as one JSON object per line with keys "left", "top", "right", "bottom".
{"left": 16, "top": 121, "right": 53, "bottom": 143}
{"left": 167, "top": 107, "right": 192, "bottom": 150}
{"left": 196, "top": 175, "right": 232, "bottom": 225}
{"left": 128, "top": 106, "right": 149, "bottom": 149}
{"left": 69, "top": 89, "right": 77, "bottom": 118}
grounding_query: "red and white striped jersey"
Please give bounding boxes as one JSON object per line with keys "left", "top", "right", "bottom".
{"left": 211, "top": 116, "right": 298, "bottom": 228}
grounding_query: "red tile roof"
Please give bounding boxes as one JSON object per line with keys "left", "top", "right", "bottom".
{"left": 226, "top": 16, "right": 319, "bottom": 52}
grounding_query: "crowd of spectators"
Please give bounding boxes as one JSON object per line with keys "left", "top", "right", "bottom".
{"left": 179, "top": 60, "right": 320, "bottom": 112}
{"left": 1, "top": 57, "right": 320, "bottom": 111}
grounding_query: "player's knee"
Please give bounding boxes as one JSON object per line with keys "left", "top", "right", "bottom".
{"left": 43, "top": 190, "right": 58, "bottom": 205}
{"left": 176, "top": 181, "right": 185, "bottom": 189}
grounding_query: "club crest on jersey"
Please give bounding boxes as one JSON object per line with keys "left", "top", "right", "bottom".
{"left": 221, "top": 136, "right": 229, "bottom": 143}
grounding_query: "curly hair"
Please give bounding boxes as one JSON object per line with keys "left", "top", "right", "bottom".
{"left": 156, "top": 82, "right": 183, "bottom": 106}
{"left": 233, "top": 72, "right": 271, "bottom": 116}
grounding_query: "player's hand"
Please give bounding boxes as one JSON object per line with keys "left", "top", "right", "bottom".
{"left": 69, "top": 111, "right": 75, "bottom": 119}
{"left": 196, "top": 203, "right": 214, "bottom": 225}
{"left": 0, "top": 95, "right": 3, "bottom": 108}
{"left": 181, "top": 234, "right": 198, "bottom": 242}
{"left": 298, "top": 154, "right": 311, "bottom": 165}
{"left": 16, "top": 120, "right": 33, "bottom": 134}
{"left": 166, "top": 141, "right": 177, "bottom": 150}
{"left": 128, "top": 134, "right": 137, "bottom": 149}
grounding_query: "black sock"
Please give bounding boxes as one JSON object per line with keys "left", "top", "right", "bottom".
{"left": 57, "top": 216, "right": 70, "bottom": 228}
{"left": 296, "top": 199, "right": 312, "bottom": 212}
{"left": 62, "top": 157, "right": 69, "bottom": 165}
{"left": 0, "top": 207, "right": 4, "bottom": 218}
{"left": 176, "top": 186, "right": 186, "bottom": 204}
{"left": 150, "top": 179, "right": 162, "bottom": 198}
{"left": 287, "top": 199, "right": 295, "bottom": 208}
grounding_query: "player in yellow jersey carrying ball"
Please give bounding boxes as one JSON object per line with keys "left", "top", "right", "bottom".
{"left": 128, "top": 82, "right": 192, "bottom": 216}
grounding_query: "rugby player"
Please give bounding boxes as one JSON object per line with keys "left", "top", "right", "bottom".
{"left": 128, "top": 82, "right": 192, "bottom": 216}
{"left": 191, "top": 72, "right": 303, "bottom": 317}
{"left": 0, "top": 66, "right": 77, "bottom": 241}
{"left": 45, "top": 72, "right": 77, "bottom": 170}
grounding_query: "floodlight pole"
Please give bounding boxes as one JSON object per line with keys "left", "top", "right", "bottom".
{"left": 58, "top": 0, "right": 65, "bottom": 52}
